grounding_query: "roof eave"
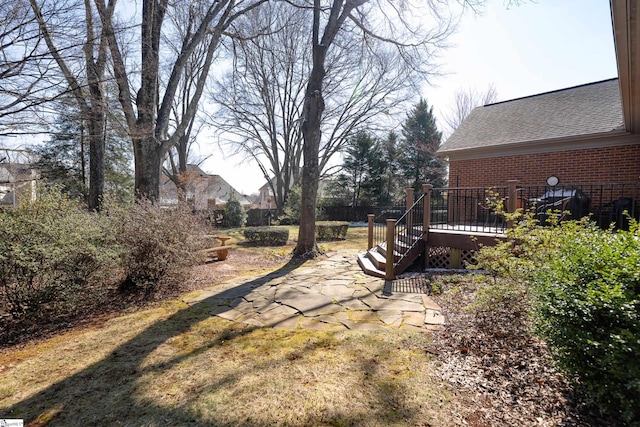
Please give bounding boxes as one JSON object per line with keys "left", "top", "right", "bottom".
{"left": 437, "top": 130, "right": 635, "bottom": 160}
{"left": 611, "top": 0, "right": 640, "bottom": 133}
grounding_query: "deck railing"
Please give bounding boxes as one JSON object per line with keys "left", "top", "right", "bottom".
{"left": 429, "top": 182, "right": 640, "bottom": 231}
{"left": 365, "top": 180, "right": 640, "bottom": 279}
{"left": 430, "top": 185, "right": 511, "bottom": 234}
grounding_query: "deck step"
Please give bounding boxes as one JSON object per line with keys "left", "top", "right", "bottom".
{"left": 376, "top": 242, "right": 402, "bottom": 261}
{"left": 357, "top": 252, "right": 385, "bottom": 278}
{"left": 367, "top": 248, "right": 387, "bottom": 269}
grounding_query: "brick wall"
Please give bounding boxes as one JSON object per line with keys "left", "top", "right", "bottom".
{"left": 448, "top": 144, "right": 640, "bottom": 188}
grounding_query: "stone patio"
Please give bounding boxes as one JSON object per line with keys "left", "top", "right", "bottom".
{"left": 183, "top": 249, "right": 445, "bottom": 332}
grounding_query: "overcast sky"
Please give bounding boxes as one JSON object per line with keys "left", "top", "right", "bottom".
{"left": 203, "top": 0, "right": 618, "bottom": 195}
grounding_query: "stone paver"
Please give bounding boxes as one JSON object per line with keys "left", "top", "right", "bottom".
{"left": 184, "top": 249, "right": 444, "bottom": 331}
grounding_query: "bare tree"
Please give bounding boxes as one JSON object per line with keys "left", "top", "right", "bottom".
{"left": 292, "top": 0, "right": 472, "bottom": 257}
{"left": 442, "top": 83, "right": 498, "bottom": 137}
{"left": 161, "top": 4, "right": 214, "bottom": 205}
{"left": 210, "top": 3, "right": 307, "bottom": 215}
{"left": 28, "top": 0, "right": 112, "bottom": 210}
{"left": 0, "top": 0, "right": 64, "bottom": 136}
{"left": 95, "top": 0, "right": 267, "bottom": 202}
{"left": 213, "top": 2, "right": 420, "bottom": 217}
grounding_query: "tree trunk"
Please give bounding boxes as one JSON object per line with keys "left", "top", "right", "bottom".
{"left": 87, "top": 112, "right": 105, "bottom": 211}
{"left": 133, "top": 136, "right": 161, "bottom": 201}
{"left": 293, "top": 58, "right": 326, "bottom": 257}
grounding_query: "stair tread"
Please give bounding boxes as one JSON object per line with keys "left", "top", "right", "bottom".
{"left": 368, "top": 248, "right": 386, "bottom": 263}
{"left": 357, "top": 252, "right": 385, "bottom": 278}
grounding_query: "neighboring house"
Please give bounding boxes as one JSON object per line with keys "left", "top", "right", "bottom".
{"left": 159, "top": 164, "right": 251, "bottom": 210}
{"left": 258, "top": 180, "right": 276, "bottom": 210}
{"left": 0, "top": 149, "right": 38, "bottom": 207}
{"left": 258, "top": 177, "right": 331, "bottom": 210}
{"left": 438, "top": 2, "right": 640, "bottom": 192}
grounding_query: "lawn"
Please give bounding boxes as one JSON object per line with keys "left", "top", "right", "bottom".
{"left": 0, "top": 303, "right": 451, "bottom": 426}
{"left": 0, "top": 224, "right": 604, "bottom": 426}
{"left": 1, "top": 225, "right": 454, "bottom": 426}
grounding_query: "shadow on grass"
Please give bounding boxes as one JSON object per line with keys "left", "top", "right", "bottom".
{"left": 1, "top": 256, "right": 431, "bottom": 426}
{"left": 1, "top": 259, "right": 300, "bottom": 424}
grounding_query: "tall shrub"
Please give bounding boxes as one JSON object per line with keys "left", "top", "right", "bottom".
{"left": 279, "top": 185, "right": 301, "bottom": 225}
{"left": 0, "top": 186, "right": 119, "bottom": 319}
{"left": 532, "top": 221, "right": 640, "bottom": 422}
{"left": 223, "top": 190, "right": 246, "bottom": 228}
{"left": 475, "top": 211, "right": 640, "bottom": 423}
{"left": 112, "top": 200, "right": 205, "bottom": 294}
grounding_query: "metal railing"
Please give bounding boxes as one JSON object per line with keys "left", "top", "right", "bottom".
{"left": 367, "top": 206, "right": 404, "bottom": 250}
{"left": 428, "top": 182, "right": 640, "bottom": 232}
{"left": 509, "top": 182, "right": 640, "bottom": 228}
{"left": 430, "top": 186, "right": 510, "bottom": 234}
{"left": 392, "top": 193, "right": 426, "bottom": 268}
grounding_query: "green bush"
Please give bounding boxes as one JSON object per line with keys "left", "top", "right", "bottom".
{"left": 475, "top": 207, "right": 640, "bottom": 423}
{"left": 278, "top": 185, "right": 301, "bottom": 225}
{"left": 243, "top": 227, "right": 289, "bottom": 246}
{"left": 315, "top": 221, "right": 349, "bottom": 241}
{"left": 0, "top": 186, "right": 119, "bottom": 319}
{"left": 223, "top": 190, "right": 246, "bottom": 228}
{"left": 532, "top": 221, "right": 640, "bottom": 423}
{"left": 110, "top": 200, "right": 206, "bottom": 294}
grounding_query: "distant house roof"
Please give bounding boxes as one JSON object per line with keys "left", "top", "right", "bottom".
{"left": 438, "top": 78, "right": 625, "bottom": 157}
{"left": 159, "top": 164, "right": 250, "bottom": 209}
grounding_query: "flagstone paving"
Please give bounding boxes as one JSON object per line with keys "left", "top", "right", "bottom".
{"left": 183, "top": 249, "right": 444, "bottom": 331}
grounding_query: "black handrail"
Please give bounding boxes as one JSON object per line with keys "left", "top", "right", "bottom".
{"left": 393, "top": 194, "right": 426, "bottom": 268}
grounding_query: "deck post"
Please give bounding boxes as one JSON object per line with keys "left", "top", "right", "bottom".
{"left": 507, "top": 179, "right": 519, "bottom": 228}
{"left": 451, "top": 248, "right": 461, "bottom": 269}
{"left": 385, "top": 219, "right": 396, "bottom": 281}
{"left": 367, "top": 214, "right": 374, "bottom": 250}
{"left": 422, "top": 184, "right": 433, "bottom": 270}
{"left": 422, "top": 184, "right": 432, "bottom": 239}
{"left": 405, "top": 187, "right": 414, "bottom": 230}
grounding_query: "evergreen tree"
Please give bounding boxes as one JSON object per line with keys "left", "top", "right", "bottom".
{"left": 398, "top": 99, "right": 447, "bottom": 194}
{"left": 35, "top": 105, "right": 89, "bottom": 200}
{"left": 34, "top": 100, "right": 134, "bottom": 203}
{"left": 223, "top": 190, "right": 246, "bottom": 228}
{"left": 380, "top": 131, "right": 402, "bottom": 205}
{"left": 330, "top": 130, "right": 385, "bottom": 208}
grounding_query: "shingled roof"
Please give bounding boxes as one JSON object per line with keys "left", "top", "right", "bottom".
{"left": 438, "top": 78, "right": 625, "bottom": 156}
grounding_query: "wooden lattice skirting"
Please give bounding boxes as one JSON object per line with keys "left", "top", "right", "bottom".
{"left": 427, "top": 246, "right": 477, "bottom": 269}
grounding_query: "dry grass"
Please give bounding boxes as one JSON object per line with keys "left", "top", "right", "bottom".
{"left": 221, "top": 225, "right": 370, "bottom": 252}
{"left": 0, "top": 298, "right": 452, "bottom": 426}
{"left": 1, "top": 225, "right": 441, "bottom": 426}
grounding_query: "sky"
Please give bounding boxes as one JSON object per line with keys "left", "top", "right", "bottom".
{"left": 1, "top": 0, "right": 618, "bottom": 196}
{"left": 201, "top": 0, "right": 618, "bottom": 195}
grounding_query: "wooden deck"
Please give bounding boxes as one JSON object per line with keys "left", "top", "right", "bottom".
{"left": 426, "top": 227, "right": 506, "bottom": 250}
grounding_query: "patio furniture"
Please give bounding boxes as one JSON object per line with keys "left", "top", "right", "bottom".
{"left": 531, "top": 188, "right": 590, "bottom": 224}
{"left": 597, "top": 197, "right": 635, "bottom": 229}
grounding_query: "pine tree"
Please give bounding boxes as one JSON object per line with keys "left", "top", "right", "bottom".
{"left": 223, "top": 190, "right": 247, "bottom": 228}
{"left": 380, "top": 131, "right": 402, "bottom": 205}
{"left": 330, "top": 130, "right": 385, "bottom": 208}
{"left": 398, "top": 99, "right": 447, "bottom": 194}
{"left": 34, "top": 100, "right": 134, "bottom": 203}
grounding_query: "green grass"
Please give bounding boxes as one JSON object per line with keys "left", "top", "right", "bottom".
{"left": 0, "top": 223, "right": 458, "bottom": 426}
{"left": 0, "top": 302, "right": 454, "bottom": 426}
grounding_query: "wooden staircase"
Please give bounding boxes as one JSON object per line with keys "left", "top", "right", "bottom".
{"left": 357, "top": 225, "right": 426, "bottom": 278}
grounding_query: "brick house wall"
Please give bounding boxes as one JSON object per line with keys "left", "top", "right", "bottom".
{"left": 448, "top": 144, "right": 640, "bottom": 188}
